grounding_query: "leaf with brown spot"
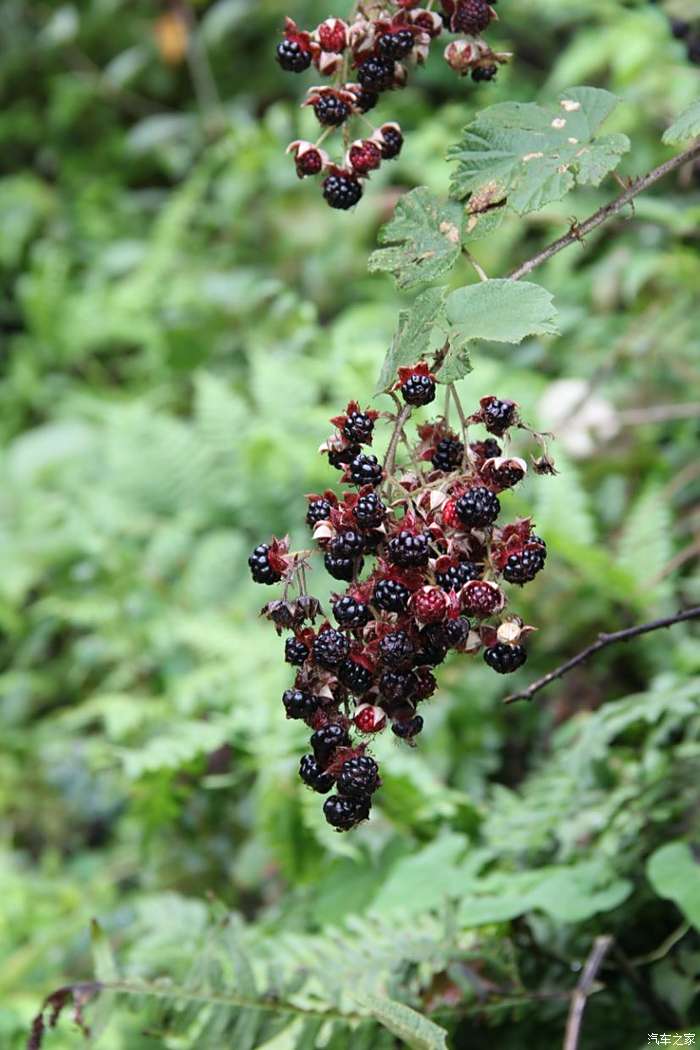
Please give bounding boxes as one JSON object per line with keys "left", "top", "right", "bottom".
{"left": 369, "top": 188, "right": 464, "bottom": 289}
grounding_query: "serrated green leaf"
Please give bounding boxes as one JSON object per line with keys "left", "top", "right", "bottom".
{"left": 368, "top": 188, "right": 463, "bottom": 289}
{"left": 359, "top": 994, "right": 448, "bottom": 1050}
{"left": 90, "top": 920, "right": 119, "bottom": 1040}
{"left": 647, "top": 841, "right": 700, "bottom": 929}
{"left": 376, "top": 287, "right": 450, "bottom": 392}
{"left": 617, "top": 484, "right": 673, "bottom": 609}
{"left": 662, "top": 100, "right": 700, "bottom": 144}
{"left": 445, "top": 279, "right": 559, "bottom": 347}
{"left": 449, "top": 86, "right": 629, "bottom": 215}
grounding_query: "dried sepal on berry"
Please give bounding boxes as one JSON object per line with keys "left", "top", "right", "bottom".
{"left": 346, "top": 139, "right": 383, "bottom": 176}
{"left": 286, "top": 140, "right": 331, "bottom": 179}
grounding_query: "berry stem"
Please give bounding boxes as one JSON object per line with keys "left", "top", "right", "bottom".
{"left": 314, "top": 126, "right": 335, "bottom": 148}
{"left": 383, "top": 403, "right": 412, "bottom": 482}
{"left": 462, "top": 247, "right": 489, "bottom": 283}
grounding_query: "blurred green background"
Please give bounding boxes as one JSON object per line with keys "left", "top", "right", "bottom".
{"left": 1, "top": 1, "right": 700, "bottom": 1047}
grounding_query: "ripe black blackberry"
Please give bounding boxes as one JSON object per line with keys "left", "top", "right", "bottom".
{"left": 282, "top": 688, "right": 319, "bottom": 720}
{"left": 349, "top": 453, "right": 383, "bottom": 487}
{"left": 306, "top": 497, "right": 333, "bottom": 528}
{"left": 530, "top": 535, "right": 547, "bottom": 559}
{"left": 357, "top": 56, "right": 395, "bottom": 92}
{"left": 343, "top": 412, "right": 375, "bottom": 445}
{"left": 392, "top": 714, "right": 424, "bottom": 739}
{"left": 331, "top": 530, "right": 365, "bottom": 558}
{"left": 248, "top": 543, "right": 282, "bottom": 585}
{"left": 333, "top": 594, "right": 371, "bottom": 628}
{"left": 416, "top": 626, "right": 448, "bottom": 666}
{"left": 285, "top": 637, "right": 309, "bottom": 666}
{"left": 353, "top": 87, "right": 378, "bottom": 113}
{"left": 436, "top": 560, "right": 482, "bottom": 591}
{"left": 379, "top": 669, "right": 415, "bottom": 703}
{"left": 401, "top": 373, "right": 435, "bottom": 405}
{"left": 443, "top": 616, "right": 471, "bottom": 648}
{"left": 322, "top": 173, "right": 362, "bottom": 210}
{"left": 472, "top": 64, "right": 498, "bottom": 82}
{"left": 377, "top": 29, "right": 415, "bottom": 59}
{"left": 324, "top": 551, "right": 360, "bottom": 582}
{"left": 431, "top": 437, "right": 464, "bottom": 472}
{"left": 373, "top": 578, "right": 410, "bottom": 613}
{"left": 491, "top": 462, "right": 525, "bottom": 488}
{"left": 337, "top": 755, "right": 380, "bottom": 798}
{"left": 378, "top": 630, "right": 415, "bottom": 669}
{"left": 379, "top": 126, "right": 403, "bottom": 159}
{"left": 313, "top": 628, "right": 350, "bottom": 669}
{"left": 502, "top": 547, "right": 546, "bottom": 584}
{"left": 323, "top": 793, "right": 370, "bottom": 830}
{"left": 387, "top": 530, "right": 430, "bottom": 567}
{"left": 338, "top": 658, "right": 373, "bottom": 695}
{"left": 276, "top": 39, "right": 311, "bottom": 72}
{"left": 328, "top": 443, "right": 361, "bottom": 469}
{"left": 299, "top": 754, "right": 335, "bottom": 793}
{"left": 455, "top": 487, "right": 501, "bottom": 527}
{"left": 311, "top": 722, "right": 351, "bottom": 763}
{"left": 354, "top": 492, "right": 386, "bottom": 528}
{"left": 483, "top": 398, "right": 516, "bottom": 436}
{"left": 452, "top": 0, "right": 491, "bottom": 34}
{"left": 314, "top": 95, "right": 351, "bottom": 126}
{"left": 484, "top": 643, "right": 527, "bottom": 674}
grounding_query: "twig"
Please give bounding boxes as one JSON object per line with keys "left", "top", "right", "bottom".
{"left": 462, "top": 247, "right": 489, "bottom": 282}
{"left": 504, "top": 606, "right": 700, "bottom": 704}
{"left": 563, "top": 935, "right": 613, "bottom": 1050}
{"left": 383, "top": 404, "right": 412, "bottom": 480}
{"left": 508, "top": 141, "right": 700, "bottom": 281}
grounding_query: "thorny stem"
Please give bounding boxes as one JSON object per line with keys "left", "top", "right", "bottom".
{"left": 504, "top": 606, "right": 700, "bottom": 704}
{"left": 508, "top": 140, "right": 700, "bottom": 281}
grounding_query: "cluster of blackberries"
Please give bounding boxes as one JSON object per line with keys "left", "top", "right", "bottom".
{"left": 278, "top": 1, "right": 509, "bottom": 208}
{"left": 250, "top": 377, "right": 549, "bottom": 830}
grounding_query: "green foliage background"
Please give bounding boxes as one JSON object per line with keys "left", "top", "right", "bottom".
{"left": 1, "top": 1, "right": 699, "bottom": 1047}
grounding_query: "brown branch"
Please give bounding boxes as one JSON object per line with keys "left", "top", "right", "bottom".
{"left": 563, "top": 935, "right": 613, "bottom": 1050}
{"left": 508, "top": 140, "right": 700, "bottom": 281}
{"left": 504, "top": 606, "right": 700, "bottom": 705}
{"left": 382, "top": 404, "right": 412, "bottom": 481}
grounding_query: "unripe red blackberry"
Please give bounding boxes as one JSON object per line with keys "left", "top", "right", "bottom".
{"left": 314, "top": 94, "right": 351, "bottom": 126}
{"left": 323, "top": 793, "right": 370, "bottom": 830}
{"left": 343, "top": 411, "right": 375, "bottom": 444}
{"left": 461, "top": 579, "right": 504, "bottom": 617}
{"left": 331, "top": 530, "right": 365, "bottom": 558}
{"left": 379, "top": 125, "right": 403, "bottom": 159}
{"left": 338, "top": 658, "right": 373, "bottom": 695}
{"left": 357, "top": 56, "right": 395, "bottom": 91}
{"left": 333, "top": 594, "right": 372, "bottom": 628}
{"left": 276, "top": 39, "right": 312, "bottom": 72}
{"left": 431, "top": 437, "right": 463, "bottom": 472}
{"left": 354, "top": 492, "right": 386, "bottom": 528}
{"left": 248, "top": 543, "right": 282, "bottom": 585}
{"left": 387, "top": 529, "right": 430, "bottom": 567}
{"left": 354, "top": 703, "right": 386, "bottom": 733}
{"left": 412, "top": 586, "right": 448, "bottom": 624}
{"left": 311, "top": 722, "right": 351, "bottom": 763}
{"left": 349, "top": 453, "right": 383, "bottom": 487}
{"left": 282, "top": 688, "right": 319, "bottom": 720}
{"left": 392, "top": 714, "right": 424, "bottom": 739}
{"left": 484, "top": 643, "right": 527, "bottom": 674}
{"left": 502, "top": 546, "right": 546, "bottom": 585}
{"left": 378, "top": 29, "right": 415, "bottom": 59}
{"left": 401, "top": 373, "right": 435, "bottom": 406}
{"left": 482, "top": 398, "right": 516, "bottom": 436}
{"left": 285, "top": 636, "right": 309, "bottom": 666}
{"left": 337, "top": 754, "right": 381, "bottom": 798}
{"left": 451, "top": 0, "right": 492, "bottom": 34}
{"left": 455, "top": 486, "right": 501, "bottom": 527}
{"left": 378, "top": 630, "right": 415, "bottom": 669}
{"left": 322, "top": 173, "right": 363, "bottom": 209}
{"left": 379, "top": 669, "right": 415, "bottom": 703}
{"left": 313, "top": 628, "right": 350, "bottom": 669}
{"left": 436, "top": 560, "right": 482, "bottom": 591}
{"left": 324, "top": 551, "right": 361, "bottom": 582}
{"left": 373, "top": 578, "right": 410, "bottom": 613}
{"left": 299, "top": 753, "right": 336, "bottom": 793}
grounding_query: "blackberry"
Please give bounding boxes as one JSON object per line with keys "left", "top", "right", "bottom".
{"left": 324, "top": 551, "right": 360, "bottom": 582}
{"left": 431, "top": 437, "right": 464, "bottom": 472}
{"left": 276, "top": 39, "right": 311, "bottom": 72}
{"left": 349, "top": 453, "right": 383, "bottom": 487}
{"left": 299, "top": 754, "right": 335, "bottom": 793}
{"left": 311, "top": 722, "right": 350, "bottom": 763}
{"left": 306, "top": 498, "right": 332, "bottom": 527}
{"left": 483, "top": 398, "right": 516, "bottom": 436}
{"left": 387, "top": 530, "right": 430, "bottom": 567}
{"left": 670, "top": 18, "right": 690, "bottom": 39}
{"left": 443, "top": 616, "right": 471, "bottom": 648}
{"left": 502, "top": 547, "right": 546, "bottom": 585}
{"left": 323, "top": 173, "right": 362, "bottom": 210}
{"left": 323, "top": 793, "right": 370, "bottom": 830}
{"left": 338, "top": 658, "right": 373, "bottom": 695}
{"left": 412, "top": 666, "right": 437, "bottom": 701}
{"left": 331, "top": 530, "right": 365, "bottom": 558}
{"left": 392, "top": 714, "right": 424, "bottom": 739}
{"left": 378, "top": 630, "right": 415, "bottom": 669}
{"left": 343, "top": 412, "right": 375, "bottom": 444}
{"left": 354, "top": 492, "right": 386, "bottom": 528}
{"left": 353, "top": 87, "right": 378, "bottom": 113}
{"left": 491, "top": 462, "right": 525, "bottom": 489}
{"left": 452, "top": 0, "right": 491, "bottom": 34}
{"left": 328, "top": 444, "right": 360, "bottom": 470}
{"left": 377, "top": 29, "right": 415, "bottom": 59}
{"left": 379, "top": 669, "right": 415, "bottom": 702}
{"left": 282, "top": 688, "right": 319, "bottom": 720}
{"left": 461, "top": 580, "right": 503, "bottom": 617}
{"left": 484, "top": 643, "right": 527, "bottom": 674}
{"left": 314, "top": 94, "right": 351, "bottom": 126}
{"left": 285, "top": 637, "right": 309, "bottom": 666}
{"left": 401, "top": 373, "right": 435, "bottom": 406}
{"left": 313, "top": 628, "right": 350, "bottom": 669}
{"left": 373, "top": 578, "right": 410, "bottom": 613}
{"left": 471, "top": 438, "right": 502, "bottom": 460}
{"left": 357, "top": 56, "right": 395, "bottom": 92}
{"left": 530, "top": 535, "right": 547, "bottom": 559}
{"left": 455, "top": 487, "right": 500, "bottom": 527}
{"left": 436, "top": 560, "right": 482, "bottom": 591}
{"left": 337, "top": 754, "right": 380, "bottom": 798}
{"left": 333, "top": 594, "right": 371, "bottom": 628}
{"left": 248, "top": 543, "right": 282, "bottom": 585}
{"left": 415, "top": 626, "right": 448, "bottom": 666}
{"left": 379, "top": 126, "right": 403, "bottom": 159}
{"left": 472, "top": 64, "right": 498, "bottom": 82}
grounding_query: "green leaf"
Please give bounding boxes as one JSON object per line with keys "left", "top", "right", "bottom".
{"left": 448, "top": 87, "right": 629, "bottom": 215}
{"left": 369, "top": 188, "right": 464, "bottom": 289}
{"left": 376, "top": 287, "right": 450, "bottom": 392}
{"left": 445, "top": 279, "right": 559, "bottom": 347}
{"left": 647, "top": 842, "right": 700, "bottom": 929}
{"left": 90, "top": 920, "right": 119, "bottom": 1040}
{"left": 359, "top": 994, "right": 448, "bottom": 1050}
{"left": 662, "top": 101, "right": 700, "bottom": 145}
{"left": 617, "top": 484, "right": 673, "bottom": 609}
